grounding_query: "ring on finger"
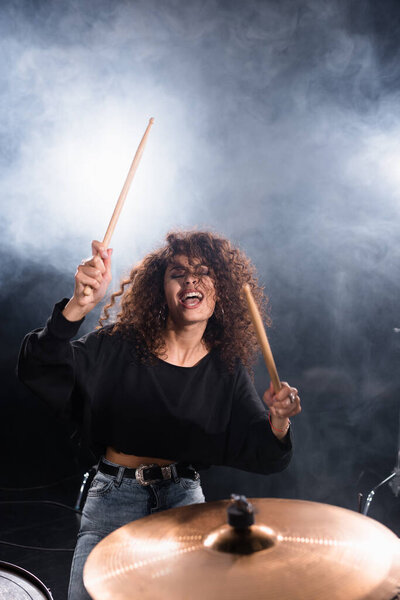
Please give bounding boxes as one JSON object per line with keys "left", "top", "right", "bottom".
{"left": 289, "top": 392, "right": 296, "bottom": 404}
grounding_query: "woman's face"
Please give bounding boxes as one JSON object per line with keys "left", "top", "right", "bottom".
{"left": 163, "top": 254, "right": 216, "bottom": 326}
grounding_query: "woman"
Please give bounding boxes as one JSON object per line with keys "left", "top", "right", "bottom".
{"left": 18, "top": 230, "right": 301, "bottom": 600}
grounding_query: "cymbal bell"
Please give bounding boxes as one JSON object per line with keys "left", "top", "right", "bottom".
{"left": 84, "top": 498, "right": 400, "bottom": 600}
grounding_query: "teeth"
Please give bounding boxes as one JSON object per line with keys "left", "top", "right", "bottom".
{"left": 181, "top": 292, "right": 203, "bottom": 301}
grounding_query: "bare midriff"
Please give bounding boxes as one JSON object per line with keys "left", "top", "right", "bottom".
{"left": 105, "top": 446, "right": 175, "bottom": 468}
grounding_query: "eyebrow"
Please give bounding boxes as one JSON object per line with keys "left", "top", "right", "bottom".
{"left": 167, "top": 262, "right": 208, "bottom": 271}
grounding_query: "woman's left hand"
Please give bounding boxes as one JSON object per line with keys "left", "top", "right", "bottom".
{"left": 263, "top": 381, "right": 301, "bottom": 438}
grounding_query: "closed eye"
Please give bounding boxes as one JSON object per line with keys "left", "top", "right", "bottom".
{"left": 170, "top": 269, "right": 186, "bottom": 278}
{"left": 168, "top": 265, "right": 209, "bottom": 278}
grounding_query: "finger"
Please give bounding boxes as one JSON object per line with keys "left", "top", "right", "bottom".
{"left": 283, "top": 406, "right": 301, "bottom": 419}
{"left": 82, "top": 254, "right": 107, "bottom": 275}
{"left": 78, "top": 265, "right": 103, "bottom": 284}
{"left": 92, "top": 254, "right": 106, "bottom": 274}
{"left": 272, "top": 405, "right": 298, "bottom": 419}
{"left": 263, "top": 388, "right": 274, "bottom": 406}
{"left": 279, "top": 395, "right": 297, "bottom": 408}
{"left": 76, "top": 271, "right": 101, "bottom": 291}
{"left": 273, "top": 390, "right": 301, "bottom": 409}
{"left": 91, "top": 240, "right": 109, "bottom": 260}
{"left": 103, "top": 248, "right": 113, "bottom": 276}
{"left": 275, "top": 383, "right": 297, "bottom": 403}
{"left": 275, "top": 393, "right": 300, "bottom": 411}
{"left": 280, "top": 382, "right": 298, "bottom": 395}
{"left": 263, "top": 381, "right": 274, "bottom": 397}
{"left": 263, "top": 383, "right": 273, "bottom": 404}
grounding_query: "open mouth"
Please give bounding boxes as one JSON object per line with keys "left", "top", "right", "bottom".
{"left": 178, "top": 290, "right": 204, "bottom": 308}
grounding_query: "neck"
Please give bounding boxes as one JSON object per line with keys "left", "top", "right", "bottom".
{"left": 162, "top": 318, "right": 209, "bottom": 367}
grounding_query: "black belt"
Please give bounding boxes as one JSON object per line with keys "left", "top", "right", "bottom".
{"left": 98, "top": 459, "right": 200, "bottom": 486}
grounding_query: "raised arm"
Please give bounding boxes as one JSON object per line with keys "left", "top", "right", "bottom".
{"left": 17, "top": 240, "right": 112, "bottom": 420}
{"left": 63, "top": 240, "right": 112, "bottom": 321}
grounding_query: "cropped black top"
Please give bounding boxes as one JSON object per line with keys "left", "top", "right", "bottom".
{"left": 17, "top": 299, "right": 292, "bottom": 474}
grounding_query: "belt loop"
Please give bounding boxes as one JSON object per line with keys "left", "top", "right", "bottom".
{"left": 115, "top": 466, "right": 125, "bottom": 487}
{"left": 170, "top": 463, "right": 180, "bottom": 484}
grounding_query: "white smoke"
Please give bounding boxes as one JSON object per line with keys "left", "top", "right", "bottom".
{"left": 1, "top": 0, "right": 400, "bottom": 511}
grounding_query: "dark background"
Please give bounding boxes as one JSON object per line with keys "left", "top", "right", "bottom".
{"left": 1, "top": 0, "right": 400, "bottom": 597}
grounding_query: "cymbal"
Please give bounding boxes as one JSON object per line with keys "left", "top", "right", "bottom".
{"left": 84, "top": 498, "right": 400, "bottom": 600}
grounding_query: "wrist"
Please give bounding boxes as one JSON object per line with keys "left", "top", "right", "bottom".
{"left": 268, "top": 413, "right": 290, "bottom": 439}
{"left": 62, "top": 298, "right": 89, "bottom": 322}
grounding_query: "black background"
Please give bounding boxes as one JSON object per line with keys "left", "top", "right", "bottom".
{"left": 1, "top": 0, "right": 399, "bottom": 597}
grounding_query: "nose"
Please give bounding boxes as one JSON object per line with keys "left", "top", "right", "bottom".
{"left": 184, "top": 271, "right": 197, "bottom": 286}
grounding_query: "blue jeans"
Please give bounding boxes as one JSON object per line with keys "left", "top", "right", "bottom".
{"left": 68, "top": 459, "right": 205, "bottom": 600}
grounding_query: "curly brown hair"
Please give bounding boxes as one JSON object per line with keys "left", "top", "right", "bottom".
{"left": 99, "top": 231, "right": 269, "bottom": 372}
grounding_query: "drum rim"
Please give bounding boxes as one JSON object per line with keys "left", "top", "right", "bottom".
{"left": 0, "top": 560, "right": 53, "bottom": 599}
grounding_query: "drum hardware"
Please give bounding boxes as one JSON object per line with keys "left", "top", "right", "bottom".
{"left": 389, "top": 466, "right": 400, "bottom": 497}
{"left": 390, "top": 406, "right": 400, "bottom": 497}
{"left": 74, "top": 466, "right": 97, "bottom": 513}
{"left": 0, "top": 561, "right": 54, "bottom": 599}
{"left": 362, "top": 471, "right": 398, "bottom": 516}
{"left": 203, "top": 494, "right": 275, "bottom": 555}
{"left": 360, "top": 406, "right": 400, "bottom": 515}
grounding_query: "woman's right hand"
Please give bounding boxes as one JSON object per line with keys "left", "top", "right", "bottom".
{"left": 62, "top": 240, "right": 113, "bottom": 321}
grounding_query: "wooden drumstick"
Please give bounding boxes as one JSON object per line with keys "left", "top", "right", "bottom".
{"left": 83, "top": 117, "right": 155, "bottom": 296}
{"left": 243, "top": 284, "right": 282, "bottom": 393}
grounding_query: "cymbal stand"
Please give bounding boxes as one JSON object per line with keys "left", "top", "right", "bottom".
{"left": 361, "top": 406, "right": 400, "bottom": 515}
{"left": 362, "top": 471, "right": 397, "bottom": 516}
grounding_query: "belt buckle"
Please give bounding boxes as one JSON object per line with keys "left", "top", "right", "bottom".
{"left": 161, "top": 465, "right": 172, "bottom": 480}
{"left": 136, "top": 463, "right": 159, "bottom": 486}
{"left": 161, "top": 463, "right": 180, "bottom": 483}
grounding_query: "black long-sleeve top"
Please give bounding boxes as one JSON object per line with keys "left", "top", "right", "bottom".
{"left": 17, "top": 299, "right": 292, "bottom": 475}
